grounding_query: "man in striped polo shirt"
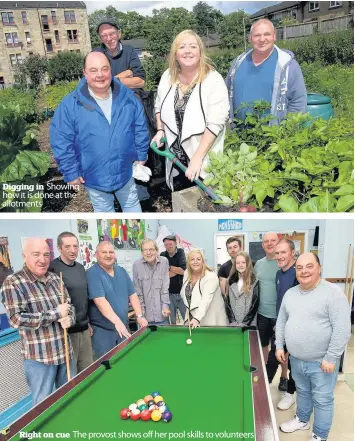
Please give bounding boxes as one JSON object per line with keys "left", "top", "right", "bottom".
{"left": 0, "top": 238, "right": 76, "bottom": 406}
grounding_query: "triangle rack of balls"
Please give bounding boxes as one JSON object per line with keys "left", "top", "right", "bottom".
{"left": 120, "top": 391, "right": 172, "bottom": 422}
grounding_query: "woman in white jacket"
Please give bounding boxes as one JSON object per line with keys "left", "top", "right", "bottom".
{"left": 181, "top": 250, "right": 227, "bottom": 328}
{"left": 153, "top": 29, "right": 229, "bottom": 190}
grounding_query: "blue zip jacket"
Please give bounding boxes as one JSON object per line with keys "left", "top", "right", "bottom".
{"left": 50, "top": 77, "right": 149, "bottom": 192}
{"left": 226, "top": 45, "right": 307, "bottom": 126}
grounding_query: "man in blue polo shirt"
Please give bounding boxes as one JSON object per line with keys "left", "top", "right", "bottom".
{"left": 226, "top": 18, "right": 306, "bottom": 125}
{"left": 267, "top": 238, "right": 298, "bottom": 410}
{"left": 87, "top": 241, "right": 147, "bottom": 358}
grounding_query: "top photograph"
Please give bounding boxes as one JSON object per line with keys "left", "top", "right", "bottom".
{"left": 0, "top": 0, "right": 353, "bottom": 213}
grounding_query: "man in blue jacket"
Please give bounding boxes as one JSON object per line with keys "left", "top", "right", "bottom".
{"left": 226, "top": 18, "right": 306, "bottom": 125}
{"left": 50, "top": 52, "right": 149, "bottom": 212}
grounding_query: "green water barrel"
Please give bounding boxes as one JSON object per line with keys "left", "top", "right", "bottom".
{"left": 306, "top": 93, "right": 334, "bottom": 120}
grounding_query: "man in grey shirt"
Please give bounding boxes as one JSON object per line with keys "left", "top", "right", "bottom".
{"left": 133, "top": 239, "right": 170, "bottom": 325}
{"left": 276, "top": 252, "right": 351, "bottom": 441}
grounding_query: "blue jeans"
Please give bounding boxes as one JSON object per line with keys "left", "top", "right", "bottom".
{"left": 169, "top": 293, "right": 186, "bottom": 325}
{"left": 148, "top": 319, "right": 169, "bottom": 326}
{"left": 86, "top": 177, "right": 142, "bottom": 213}
{"left": 24, "top": 359, "right": 76, "bottom": 406}
{"left": 290, "top": 355, "right": 340, "bottom": 439}
{"left": 91, "top": 325, "right": 124, "bottom": 359}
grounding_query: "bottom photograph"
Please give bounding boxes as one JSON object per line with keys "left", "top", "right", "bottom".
{"left": 0, "top": 218, "right": 353, "bottom": 441}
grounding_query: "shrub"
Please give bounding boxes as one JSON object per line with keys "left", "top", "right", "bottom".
{"left": 14, "top": 54, "right": 48, "bottom": 90}
{"left": 142, "top": 56, "right": 168, "bottom": 91}
{"left": 47, "top": 51, "right": 84, "bottom": 84}
{"left": 0, "top": 89, "right": 36, "bottom": 122}
{"left": 302, "top": 62, "right": 354, "bottom": 120}
{"left": 39, "top": 81, "right": 79, "bottom": 111}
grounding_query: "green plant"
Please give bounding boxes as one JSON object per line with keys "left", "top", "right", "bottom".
{"left": 38, "top": 81, "right": 79, "bottom": 111}
{"left": 204, "top": 109, "right": 354, "bottom": 212}
{"left": 14, "top": 54, "right": 48, "bottom": 89}
{"left": 47, "top": 51, "right": 84, "bottom": 84}
{"left": 0, "top": 89, "right": 37, "bottom": 122}
{"left": 0, "top": 105, "right": 50, "bottom": 212}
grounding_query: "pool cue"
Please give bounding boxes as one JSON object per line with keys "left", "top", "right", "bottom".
{"left": 60, "top": 272, "right": 71, "bottom": 381}
{"left": 187, "top": 311, "right": 192, "bottom": 338}
{"left": 344, "top": 245, "right": 352, "bottom": 300}
{"left": 347, "top": 252, "right": 354, "bottom": 305}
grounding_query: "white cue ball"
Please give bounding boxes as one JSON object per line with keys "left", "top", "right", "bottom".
{"left": 186, "top": 338, "right": 192, "bottom": 345}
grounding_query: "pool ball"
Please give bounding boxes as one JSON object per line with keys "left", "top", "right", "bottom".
{"left": 156, "top": 401, "right": 165, "bottom": 407}
{"left": 140, "top": 410, "right": 151, "bottom": 421}
{"left": 162, "top": 411, "right": 172, "bottom": 422}
{"left": 128, "top": 403, "right": 138, "bottom": 411}
{"left": 138, "top": 404, "right": 148, "bottom": 411}
{"left": 154, "top": 395, "right": 164, "bottom": 404}
{"left": 144, "top": 395, "right": 153, "bottom": 403}
{"left": 147, "top": 400, "right": 155, "bottom": 407}
{"left": 120, "top": 408, "right": 130, "bottom": 420}
{"left": 186, "top": 338, "right": 192, "bottom": 345}
{"left": 136, "top": 399, "right": 145, "bottom": 407}
{"left": 159, "top": 405, "right": 168, "bottom": 413}
{"left": 151, "top": 409, "right": 162, "bottom": 422}
{"left": 130, "top": 409, "right": 141, "bottom": 421}
{"left": 151, "top": 391, "right": 161, "bottom": 398}
{"left": 149, "top": 404, "right": 158, "bottom": 412}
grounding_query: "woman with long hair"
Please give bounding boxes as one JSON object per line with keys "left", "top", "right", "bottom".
{"left": 153, "top": 29, "right": 229, "bottom": 190}
{"left": 225, "top": 252, "right": 259, "bottom": 327}
{"left": 181, "top": 250, "right": 227, "bottom": 328}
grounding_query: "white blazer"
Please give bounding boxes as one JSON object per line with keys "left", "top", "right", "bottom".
{"left": 180, "top": 270, "right": 228, "bottom": 327}
{"left": 154, "top": 69, "right": 229, "bottom": 189}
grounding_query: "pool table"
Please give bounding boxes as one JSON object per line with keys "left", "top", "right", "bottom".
{"left": 0, "top": 326, "right": 279, "bottom": 441}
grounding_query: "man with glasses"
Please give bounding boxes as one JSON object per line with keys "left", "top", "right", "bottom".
{"left": 133, "top": 239, "right": 170, "bottom": 326}
{"left": 276, "top": 252, "right": 351, "bottom": 441}
{"left": 94, "top": 20, "right": 145, "bottom": 89}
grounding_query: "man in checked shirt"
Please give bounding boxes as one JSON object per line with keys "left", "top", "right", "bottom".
{"left": 0, "top": 238, "right": 76, "bottom": 406}
{"left": 133, "top": 239, "right": 171, "bottom": 325}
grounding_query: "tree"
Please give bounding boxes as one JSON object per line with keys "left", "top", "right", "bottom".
{"left": 146, "top": 7, "right": 197, "bottom": 57}
{"left": 192, "top": 2, "right": 223, "bottom": 36}
{"left": 15, "top": 54, "right": 47, "bottom": 89}
{"left": 218, "top": 11, "right": 250, "bottom": 49}
{"left": 47, "top": 51, "right": 84, "bottom": 84}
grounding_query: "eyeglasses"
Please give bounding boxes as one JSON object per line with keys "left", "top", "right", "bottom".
{"left": 142, "top": 248, "right": 156, "bottom": 254}
{"left": 100, "top": 31, "right": 118, "bottom": 40}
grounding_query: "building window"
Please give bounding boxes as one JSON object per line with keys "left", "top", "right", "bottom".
{"left": 45, "top": 38, "right": 53, "bottom": 52}
{"left": 51, "top": 10, "right": 57, "bottom": 24}
{"left": 21, "top": 11, "right": 28, "bottom": 24}
{"left": 9, "top": 54, "right": 22, "bottom": 67}
{"left": 55, "top": 30, "right": 60, "bottom": 43}
{"left": 41, "top": 15, "right": 49, "bottom": 31}
{"left": 0, "top": 76, "right": 5, "bottom": 89}
{"left": 309, "top": 2, "right": 320, "bottom": 11}
{"left": 329, "top": 1, "right": 342, "bottom": 7}
{"left": 64, "top": 10, "right": 76, "bottom": 23}
{"left": 1, "top": 12, "right": 15, "bottom": 25}
{"left": 67, "top": 29, "right": 78, "bottom": 43}
{"left": 5, "top": 32, "right": 19, "bottom": 47}
{"left": 25, "top": 31, "right": 31, "bottom": 45}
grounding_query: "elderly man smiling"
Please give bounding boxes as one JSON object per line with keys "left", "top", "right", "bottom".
{"left": 0, "top": 238, "right": 76, "bottom": 406}
{"left": 276, "top": 252, "right": 351, "bottom": 441}
{"left": 50, "top": 51, "right": 149, "bottom": 213}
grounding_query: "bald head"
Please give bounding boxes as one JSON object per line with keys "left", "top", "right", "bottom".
{"left": 23, "top": 238, "right": 50, "bottom": 278}
{"left": 296, "top": 252, "right": 321, "bottom": 290}
{"left": 262, "top": 232, "right": 279, "bottom": 258}
{"left": 83, "top": 52, "right": 112, "bottom": 97}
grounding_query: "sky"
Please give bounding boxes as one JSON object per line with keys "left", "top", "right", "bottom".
{"left": 84, "top": 1, "right": 281, "bottom": 16}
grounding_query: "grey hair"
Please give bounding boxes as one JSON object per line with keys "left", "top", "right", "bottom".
{"left": 250, "top": 18, "right": 275, "bottom": 35}
{"left": 140, "top": 239, "right": 159, "bottom": 252}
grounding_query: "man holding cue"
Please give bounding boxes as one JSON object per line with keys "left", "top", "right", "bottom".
{"left": 0, "top": 238, "right": 76, "bottom": 406}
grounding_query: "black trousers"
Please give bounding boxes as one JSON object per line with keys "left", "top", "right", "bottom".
{"left": 266, "top": 333, "right": 296, "bottom": 394}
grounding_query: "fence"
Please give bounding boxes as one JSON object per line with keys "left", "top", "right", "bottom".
{"left": 276, "top": 14, "right": 353, "bottom": 39}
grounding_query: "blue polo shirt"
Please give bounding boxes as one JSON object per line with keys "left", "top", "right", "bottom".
{"left": 233, "top": 49, "right": 278, "bottom": 120}
{"left": 275, "top": 265, "right": 298, "bottom": 316}
{"left": 87, "top": 263, "right": 135, "bottom": 330}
